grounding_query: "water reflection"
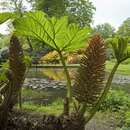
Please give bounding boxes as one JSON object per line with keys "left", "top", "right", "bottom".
{"left": 28, "top": 68, "right": 76, "bottom": 81}
{"left": 24, "top": 67, "right": 130, "bottom": 105}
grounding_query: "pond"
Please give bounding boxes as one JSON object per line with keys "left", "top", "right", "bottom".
{"left": 27, "top": 67, "right": 130, "bottom": 83}
{"left": 22, "top": 67, "right": 130, "bottom": 105}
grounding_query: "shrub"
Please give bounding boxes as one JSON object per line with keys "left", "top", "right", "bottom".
{"left": 124, "top": 111, "right": 130, "bottom": 127}
{"left": 99, "top": 89, "right": 130, "bottom": 112}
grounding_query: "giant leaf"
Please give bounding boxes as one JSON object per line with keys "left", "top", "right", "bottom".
{"left": 13, "top": 11, "right": 91, "bottom": 52}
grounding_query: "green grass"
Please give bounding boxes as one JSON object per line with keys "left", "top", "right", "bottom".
{"left": 22, "top": 88, "right": 49, "bottom": 99}
{"left": 20, "top": 85, "right": 130, "bottom": 115}
{"left": 106, "top": 60, "right": 130, "bottom": 75}
{"left": 20, "top": 88, "right": 66, "bottom": 115}
{"left": 19, "top": 99, "right": 64, "bottom": 115}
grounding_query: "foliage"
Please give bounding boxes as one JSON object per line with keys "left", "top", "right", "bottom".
{"left": 99, "top": 89, "right": 130, "bottom": 112}
{"left": 0, "top": 36, "right": 10, "bottom": 48}
{"left": 33, "top": 0, "right": 95, "bottom": 27}
{"left": 21, "top": 99, "right": 63, "bottom": 115}
{"left": 0, "top": 0, "right": 30, "bottom": 13}
{"left": 0, "top": 61, "right": 9, "bottom": 81}
{"left": 23, "top": 55, "right": 32, "bottom": 67}
{"left": 0, "top": 62, "right": 9, "bottom": 104}
{"left": 13, "top": 11, "right": 90, "bottom": 52}
{"left": 40, "top": 51, "right": 60, "bottom": 64}
{"left": 41, "top": 51, "right": 83, "bottom": 64}
{"left": 116, "top": 110, "right": 130, "bottom": 130}
{"left": 67, "top": 53, "right": 82, "bottom": 64}
{"left": 125, "top": 111, "right": 130, "bottom": 127}
{"left": 34, "top": 0, "right": 67, "bottom": 17}
{"left": 117, "top": 18, "right": 130, "bottom": 37}
{"left": 105, "top": 37, "right": 130, "bottom": 61}
{"left": 66, "top": 0, "right": 96, "bottom": 27}
{"left": 73, "top": 35, "right": 106, "bottom": 107}
{"left": 94, "top": 23, "right": 115, "bottom": 39}
{"left": 0, "top": 12, "right": 16, "bottom": 24}
{"left": 20, "top": 87, "right": 66, "bottom": 115}
{"left": 110, "top": 37, "right": 130, "bottom": 63}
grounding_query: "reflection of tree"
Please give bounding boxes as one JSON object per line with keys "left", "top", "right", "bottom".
{"left": 42, "top": 68, "right": 75, "bottom": 81}
{"left": 42, "top": 69, "right": 66, "bottom": 81}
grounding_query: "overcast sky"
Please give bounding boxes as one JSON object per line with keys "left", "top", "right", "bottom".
{"left": 91, "top": 0, "right": 130, "bottom": 28}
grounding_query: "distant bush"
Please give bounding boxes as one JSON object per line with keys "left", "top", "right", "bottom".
{"left": 67, "top": 53, "right": 82, "bottom": 64}
{"left": 40, "top": 51, "right": 60, "bottom": 64}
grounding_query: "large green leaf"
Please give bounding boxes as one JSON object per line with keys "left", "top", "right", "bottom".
{"left": 0, "top": 12, "right": 17, "bottom": 24}
{"left": 13, "top": 11, "right": 91, "bottom": 52}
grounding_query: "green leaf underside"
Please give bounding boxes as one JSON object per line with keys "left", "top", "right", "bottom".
{"left": 13, "top": 11, "right": 91, "bottom": 52}
{"left": 0, "top": 12, "right": 17, "bottom": 24}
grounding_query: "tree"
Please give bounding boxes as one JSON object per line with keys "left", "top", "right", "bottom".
{"left": 94, "top": 23, "right": 115, "bottom": 39}
{"left": 34, "top": 0, "right": 67, "bottom": 17}
{"left": 66, "top": 0, "right": 95, "bottom": 27}
{"left": 117, "top": 18, "right": 130, "bottom": 37}
{"left": 0, "top": 0, "right": 29, "bottom": 13}
{"left": 33, "top": 0, "right": 95, "bottom": 27}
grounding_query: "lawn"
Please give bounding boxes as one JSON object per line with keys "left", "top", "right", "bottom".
{"left": 20, "top": 99, "right": 64, "bottom": 115}
{"left": 106, "top": 60, "right": 130, "bottom": 75}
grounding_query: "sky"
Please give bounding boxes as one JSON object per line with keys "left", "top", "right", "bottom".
{"left": 91, "top": 0, "right": 130, "bottom": 29}
{"left": 0, "top": 0, "right": 130, "bottom": 34}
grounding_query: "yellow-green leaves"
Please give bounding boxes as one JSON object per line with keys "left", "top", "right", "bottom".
{"left": 13, "top": 11, "right": 91, "bottom": 52}
{"left": 111, "top": 37, "right": 130, "bottom": 63}
{"left": 0, "top": 12, "right": 17, "bottom": 24}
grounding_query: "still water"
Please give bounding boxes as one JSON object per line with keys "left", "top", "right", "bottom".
{"left": 22, "top": 67, "right": 130, "bottom": 104}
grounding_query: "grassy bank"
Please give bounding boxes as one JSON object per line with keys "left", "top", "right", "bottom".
{"left": 20, "top": 99, "right": 63, "bottom": 115}
{"left": 106, "top": 61, "right": 130, "bottom": 75}
{"left": 31, "top": 60, "right": 130, "bottom": 75}
{"left": 20, "top": 85, "right": 130, "bottom": 114}
{"left": 17, "top": 84, "right": 130, "bottom": 129}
